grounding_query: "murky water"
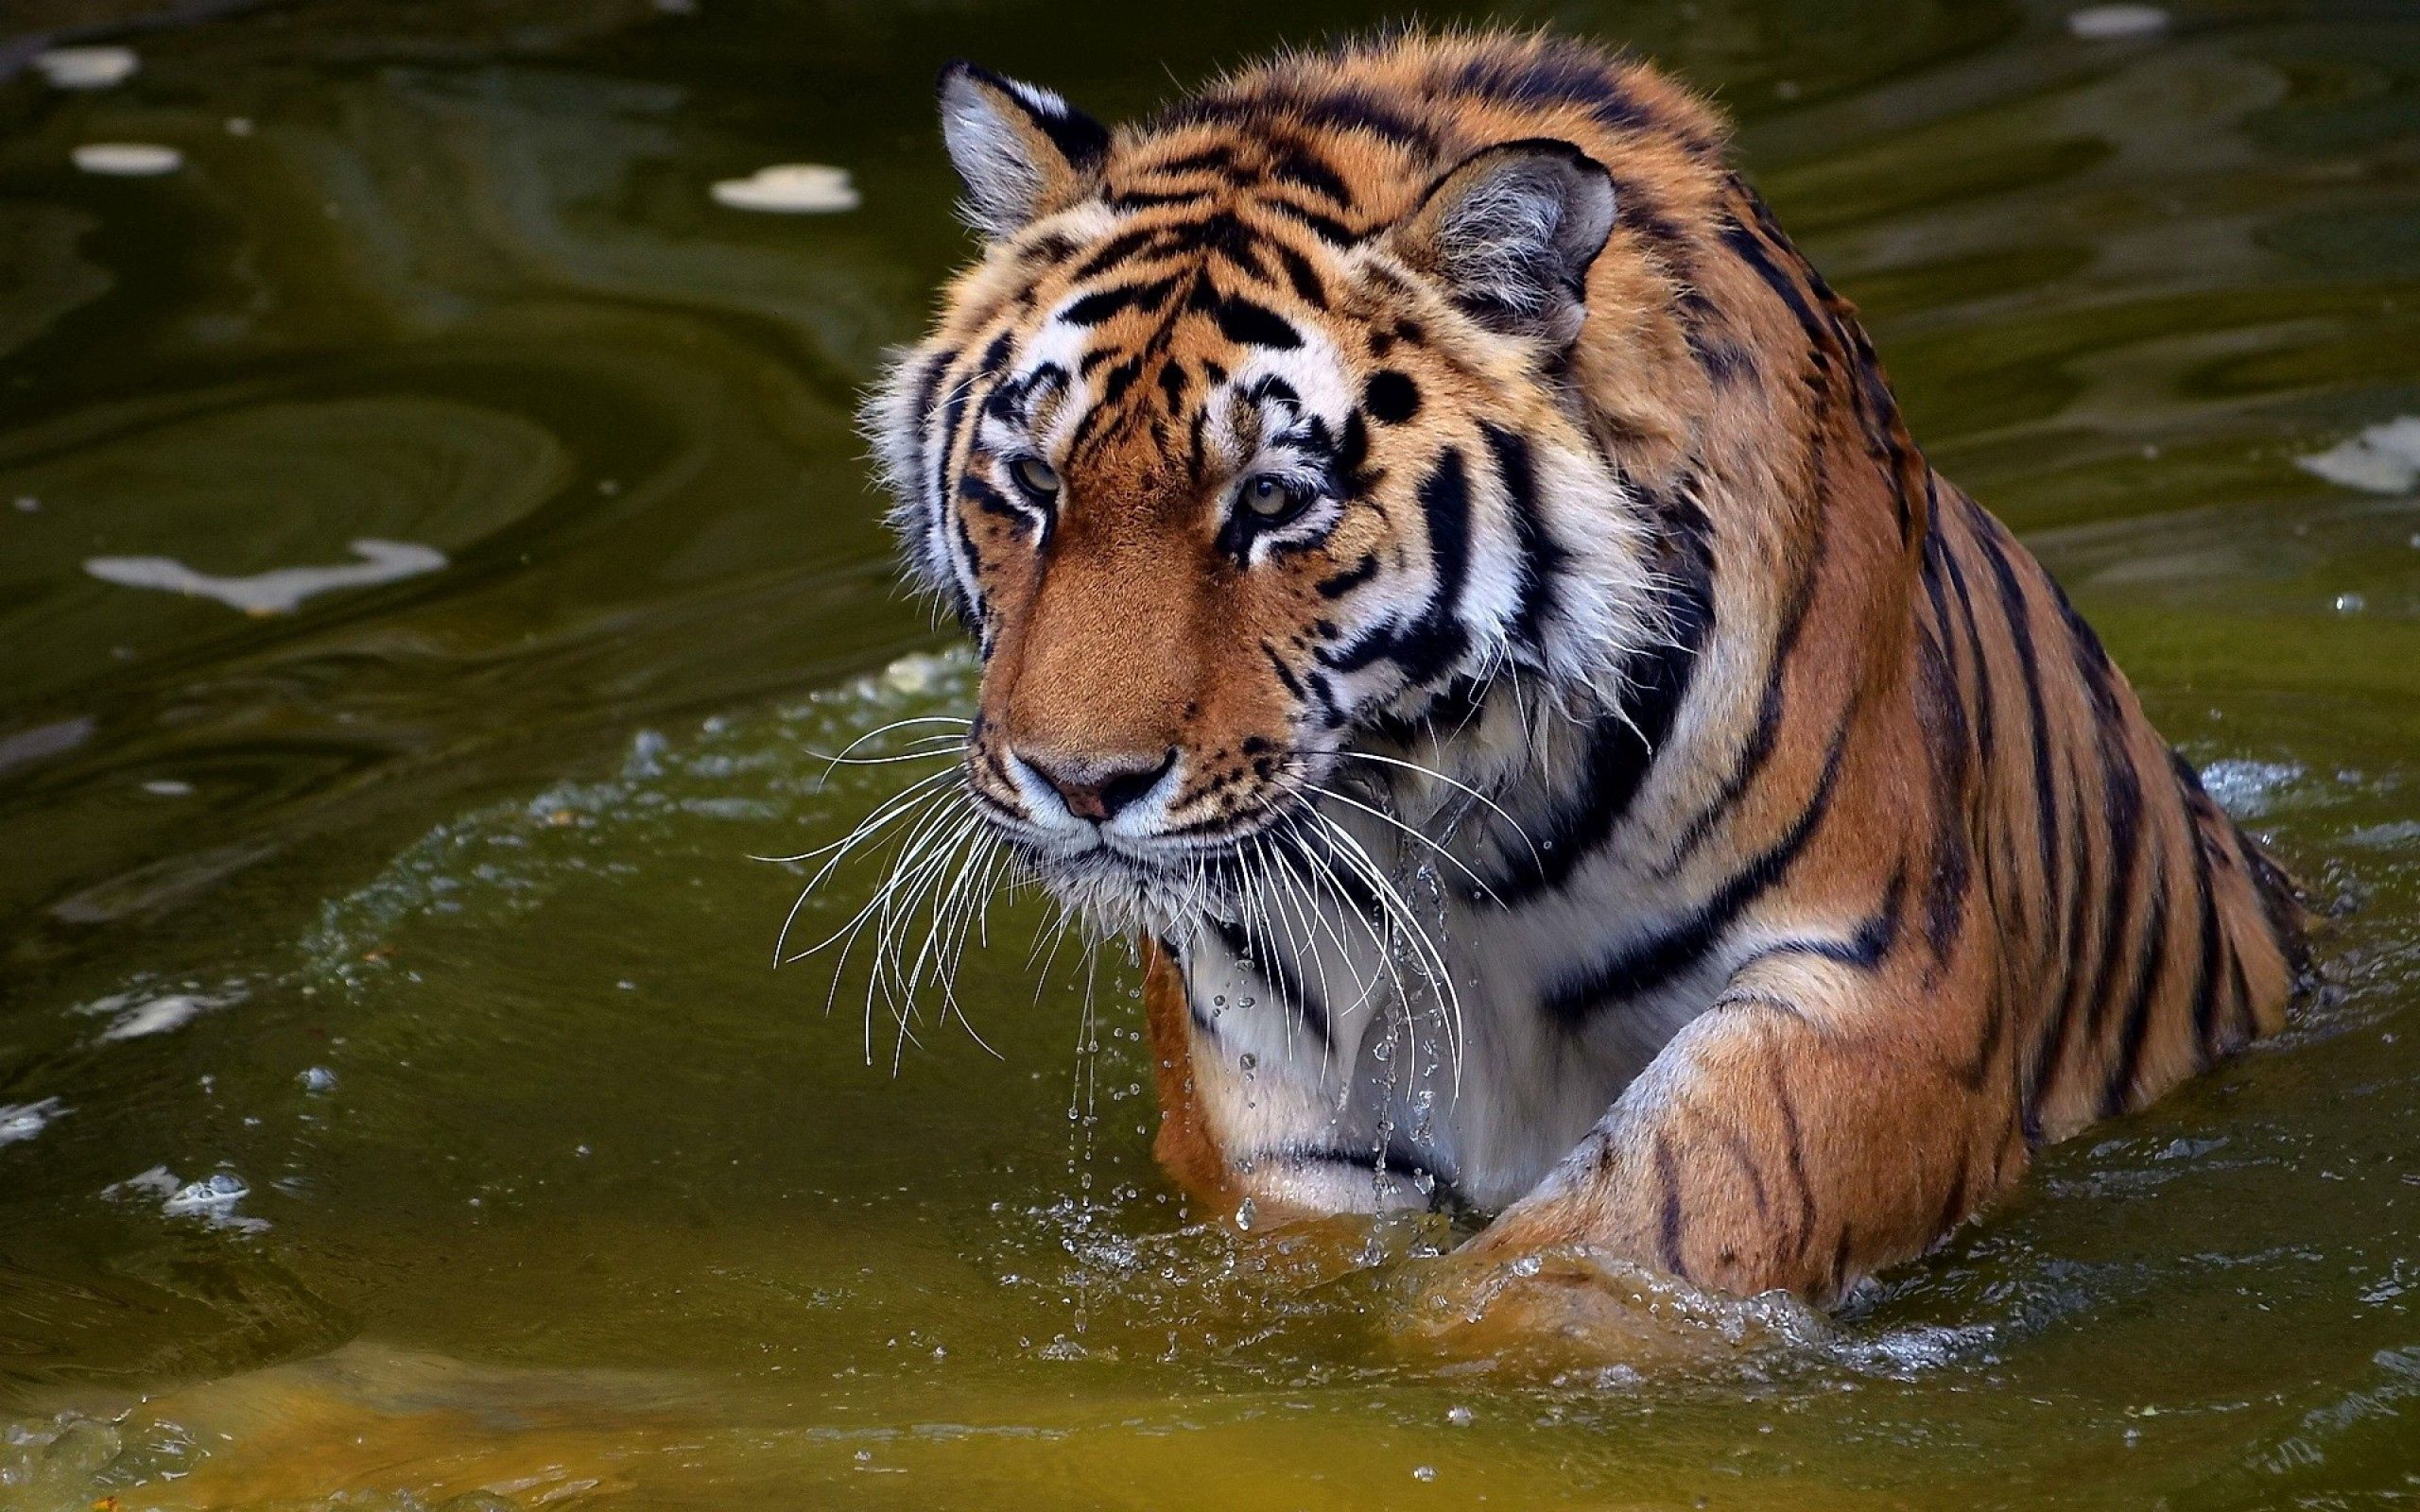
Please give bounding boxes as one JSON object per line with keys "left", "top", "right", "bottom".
{"left": 3, "top": 1, "right": 2416, "bottom": 1506}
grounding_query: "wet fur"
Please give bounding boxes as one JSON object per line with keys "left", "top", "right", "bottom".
{"left": 868, "top": 28, "right": 2308, "bottom": 1304}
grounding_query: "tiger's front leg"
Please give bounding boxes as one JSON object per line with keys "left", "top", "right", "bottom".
{"left": 1461, "top": 953, "right": 2030, "bottom": 1308}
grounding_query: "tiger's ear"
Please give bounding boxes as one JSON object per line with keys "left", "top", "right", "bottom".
{"left": 938, "top": 60, "right": 1111, "bottom": 239}
{"left": 1391, "top": 139, "right": 1616, "bottom": 347}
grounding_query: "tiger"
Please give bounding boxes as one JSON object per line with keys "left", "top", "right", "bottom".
{"left": 861, "top": 26, "right": 2309, "bottom": 1308}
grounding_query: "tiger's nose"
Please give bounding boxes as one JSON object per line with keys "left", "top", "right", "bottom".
{"left": 1014, "top": 748, "right": 1176, "bottom": 823}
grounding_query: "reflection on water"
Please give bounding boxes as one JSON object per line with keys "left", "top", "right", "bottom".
{"left": 1, "top": 0, "right": 2416, "bottom": 1507}
{"left": 85, "top": 537, "right": 447, "bottom": 615}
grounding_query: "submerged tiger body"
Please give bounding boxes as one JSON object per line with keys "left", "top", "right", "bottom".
{"left": 866, "top": 29, "right": 2308, "bottom": 1304}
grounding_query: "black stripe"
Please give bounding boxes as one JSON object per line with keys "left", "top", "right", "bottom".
{"left": 1268, "top": 238, "right": 1328, "bottom": 308}
{"left": 1660, "top": 479, "right": 1825, "bottom": 875}
{"left": 1212, "top": 293, "right": 1303, "bottom": 350}
{"left": 1772, "top": 1063, "right": 1816, "bottom": 1264}
{"left": 2099, "top": 862, "right": 2173, "bottom": 1119}
{"left": 1252, "top": 1143, "right": 1463, "bottom": 1212}
{"left": 1935, "top": 517, "right": 1996, "bottom": 757}
{"left": 1105, "top": 186, "right": 1216, "bottom": 211}
{"left": 1654, "top": 1134, "right": 1686, "bottom": 1275}
{"left": 1070, "top": 227, "right": 1162, "bottom": 282}
{"left": 1478, "top": 422, "right": 1566, "bottom": 656}
{"left": 1544, "top": 729, "right": 1848, "bottom": 1026}
{"left": 929, "top": 333, "right": 1008, "bottom": 524}
{"left": 1261, "top": 640, "right": 1305, "bottom": 700}
{"left": 1382, "top": 447, "right": 1474, "bottom": 685}
{"left": 1720, "top": 214, "right": 1833, "bottom": 356}
{"left": 1737, "top": 868, "right": 1906, "bottom": 972}
{"left": 1914, "top": 538, "right": 1974, "bottom": 970}
{"left": 1030, "top": 100, "right": 1109, "bottom": 176}
{"left": 1315, "top": 553, "right": 1378, "bottom": 599}
{"left": 1149, "top": 146, "right": 1238, "bottom": 178}
{"left": 1492, "top": 497, "right": 1713, "bottom": 902}
{"left": 1062, "top": 277, "right": 1177, "bottom": 326}
{"left": 1970, "top": 507, "right": 2062, "bottom": 933}
{"left": 1266, "top": 140, "right": 1352, "bottom": 204}
{"left": 957, "top": 473, "right": 1028, "bottom": 526}
{"left": 1270, "top": 86, "right": 1441, "bottom": 151}
{"left": 2067, "top": 592, "right": 2147, "bottom": 1074}
{"left": 1450, "top": 45, "right": 1656, "bottom": 133}
{"left": 2023, "top": 746, "right": 2101, "bottom": 1145}
{"left": 2186, "top": 821, "right": 2226, "bottom": 1058}
{"left": 1264, "top": 198, "right": 1360, "bottom": 246}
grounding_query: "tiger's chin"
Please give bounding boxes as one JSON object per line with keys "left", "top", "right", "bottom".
{"left": 1010, "top": 838, "right": 1252, "bottom": 946}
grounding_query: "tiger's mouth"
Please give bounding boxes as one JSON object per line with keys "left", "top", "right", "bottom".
{"left": 969, "top": 760, "right": 1327, "bottom": 941}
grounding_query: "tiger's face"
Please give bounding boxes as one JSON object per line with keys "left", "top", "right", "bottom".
{"left": 868, "top": 64, "right": 1663, "bottom": 934}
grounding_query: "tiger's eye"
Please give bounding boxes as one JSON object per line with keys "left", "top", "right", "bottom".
{"left": 1242, "top": 476, "right": 1307, "bottom": 521}
{"left": 1010, "top": 455, "right": 1060, "bottom": 499}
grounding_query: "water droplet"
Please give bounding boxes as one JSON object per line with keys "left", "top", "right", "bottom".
{"left": 1238, "top": 1052, "right": 1257, "bottom": 1073}
{"left": 2336, "top": 592, "right": 2368, "bottom": 614}
{"left": 1235, "top": 1197, "right": 1257, "bottom": 1230}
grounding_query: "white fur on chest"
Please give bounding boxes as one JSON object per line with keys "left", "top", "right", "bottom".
{"left": 1174, "top": 773, "right": 1724, "bottom": 1215}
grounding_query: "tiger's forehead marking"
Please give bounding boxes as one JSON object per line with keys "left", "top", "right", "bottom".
{"left": 1002, "top": 216, "right": 1360, "bottom": 489}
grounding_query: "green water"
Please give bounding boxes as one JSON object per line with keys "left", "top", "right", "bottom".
{"left": 3, "top": 0, "right": 2417, "bottom": 1506}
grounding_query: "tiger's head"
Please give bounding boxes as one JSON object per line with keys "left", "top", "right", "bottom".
{"left": 866, "top": 60, "right": 1669, "bottom": 936}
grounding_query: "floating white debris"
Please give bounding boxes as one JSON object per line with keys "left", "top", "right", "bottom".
{"left": 142, "top": 778, "right": 195, "bottom": 797}
{"left": 711, "top": 163, "right": 859, "bottom": 214}
{"left": 299, "top": 1066, "right": 337, "bottom": 1094}
{"left": 81, "top": 984, "right": 247, "bottom": 1042}
{"left": 2067, "top": 5, "right": 2169, "bottom": 39}
{"left": 0, "top": 1099, "right": 67, "bottom": 1148}
{"left": 107, "top": 1165, "right": 268, "bottom": 1231}
{"left": 33, "top": 45, "right": 139, "bottom": 90}
{"left": 71, "top": 142, "right": 183, "bottom": 177}
{"left": 84, "top": 538, "right": 445, "bottom": 615}
{"left": 2298, "top": 416, "right": 2420, "bottom": 495}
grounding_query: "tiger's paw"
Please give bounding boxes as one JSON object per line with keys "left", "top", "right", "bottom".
{"left": 1388, "top": 1245, "right": 1816, "bottom": 1378}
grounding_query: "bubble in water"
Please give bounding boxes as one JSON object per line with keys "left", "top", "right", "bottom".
{"left": 1446, "top": 1404, "right": 1475, "bottom": 1427}
{"left": 1412, "top": 1465, "right": 1439, "bottom": 1483}
{"left": 2335, "top": 592, "right": 2368, "bottom": 614}
{"left": 299, "top": 1066, "right": 337, "bottom": 1093}
{"left": 1235, "top": 1197, "right": 1257, "bottom": 1230}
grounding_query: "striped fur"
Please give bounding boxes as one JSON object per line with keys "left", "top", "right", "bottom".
{"left": 865, "top": 30, "right": 2308, "bottom": 1305}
